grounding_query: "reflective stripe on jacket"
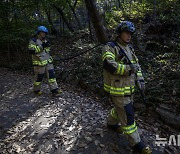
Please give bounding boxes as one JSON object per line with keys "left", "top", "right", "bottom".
{"left": 102, "top": 41, "right": 144, "bottom": 96}
{"left": 28, "top": 38, "right": 53, "bottom": 66}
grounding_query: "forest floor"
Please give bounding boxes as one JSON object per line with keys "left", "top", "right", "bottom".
{"left": 0, "top": 68, "right": 179, "bottom": 154}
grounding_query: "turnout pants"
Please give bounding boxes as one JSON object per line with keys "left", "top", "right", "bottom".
{"left": 33, "top": 63, "right": 58, "bottom": 92}
{"left": 107, "top": 96, "right": 141, "bottom": 147}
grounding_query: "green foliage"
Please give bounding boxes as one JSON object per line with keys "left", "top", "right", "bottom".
{"left": 105, "top": 1, "right": 152, "bottom": 29}
{"left": 105, "top": 11, "right": 123, "bottom": 29}
{"left": 0, "top": 0, "right": 179, "bottom": 68}
{"left": 122, "top": 1, "right": 152, "bottom": 19}
{"left": 158, "top": 0, "right": 180, "bottom": 24}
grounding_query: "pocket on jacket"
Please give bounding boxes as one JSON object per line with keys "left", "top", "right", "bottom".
{"left": 111, "top": 76, "right": 124, "bottom": 88}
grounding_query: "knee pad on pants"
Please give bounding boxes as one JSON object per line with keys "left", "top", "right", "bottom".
{"left": 124, "top": 102, "right": 134, "bottom": 125}
{"left": 36, "top": 73, "right": 45, "bottom": 82}
{"left": 48, "top": 69, "right": 55, "bottom": 79}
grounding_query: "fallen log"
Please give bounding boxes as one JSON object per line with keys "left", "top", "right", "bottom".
{"left": 156, "top": 104, "right": 180, "bottom": 129}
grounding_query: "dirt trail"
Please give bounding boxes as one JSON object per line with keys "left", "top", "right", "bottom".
{"left": 0, "top": 68, "right": 174, "bottom": 154}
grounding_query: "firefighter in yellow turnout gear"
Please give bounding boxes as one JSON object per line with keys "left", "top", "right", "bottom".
{"left": 28, "top": 26, "right": 62, "bottom": 96}
{"left": 102, "top": 21, "right": 152, "bottom": 154}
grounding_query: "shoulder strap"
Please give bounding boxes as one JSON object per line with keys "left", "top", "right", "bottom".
{"left": 127, "top": 44, "right": 138, "bottom": 62}
{"left": 113, "top": 42, "right": 132, "bottom": 64}
{"left": 106, "top": 41, "right": 131, "bottom": 64}
{"left": 107, "top": 41, "right": 124, "bottom": 53}
{"left": 106, "top": 41, "right": 117, "bottom": 48}
{"left": 31, "top": 38, "right": 37, "bottom": 43}
{"left": 128, "top": 44, "right": 135, "bottom": 52}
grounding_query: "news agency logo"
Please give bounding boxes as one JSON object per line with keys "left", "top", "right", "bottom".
{"left": 155, "top": 135, "right": 180, "bottom": 146}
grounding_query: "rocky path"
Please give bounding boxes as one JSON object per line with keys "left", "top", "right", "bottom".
{"left": 0, "top": 68, "right": 177, "bottom": 154}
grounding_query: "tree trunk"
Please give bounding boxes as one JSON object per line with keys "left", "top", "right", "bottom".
{"left": 0, "top": 1, "right": 10, "bottom": 27}
{"left": 11, "top": 0, "right": 18, "bottom": 25}
{"left": 45, "top": 9, "right": 59, "bottom": 35}
{"left": 67, "top": 0, "right": 82, "bottom": 30}
{"left": 88, "top": 13, "right": 93, "bottom": 40}
{"left": 153, "top": 0, "right": 157, "bottom": 21}
{"left": 52, "top": 4, "right": 74, "bottom": 32}
{"left": 84, "top": 0, "right": 108, "bottom": 43}
{"left": 117, "top": 0, "right": 122, "bottom": 9}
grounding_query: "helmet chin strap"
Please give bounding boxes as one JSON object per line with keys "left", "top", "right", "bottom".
{"left": 123, "top": 40, "right": 129, "bottom": 44}
{"left": 37, "top": 34, "right": 45, "bottom": 41}
{"left": 117, "top": 37, "right": 129, "bottom": 45}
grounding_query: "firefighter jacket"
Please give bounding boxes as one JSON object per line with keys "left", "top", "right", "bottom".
{"left": 102, "top": 40, "right": 144, "bottom": 96}
{"left": 28, "top": 37, "right": 53, "bottom": 66}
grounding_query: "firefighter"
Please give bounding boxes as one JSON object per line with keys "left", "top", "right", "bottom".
{"left": 102, "top": 21, "right": 152, "bottom": 154}
{"left": 28, "top": 26, "right": 62, "bottom": 96}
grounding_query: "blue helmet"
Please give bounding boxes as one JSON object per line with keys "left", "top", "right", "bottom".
{"left": 116, "top": 21, "right": 135, "bottom": 34}
{"left": 36, "top": 26, "right": 48, "bottom": 34}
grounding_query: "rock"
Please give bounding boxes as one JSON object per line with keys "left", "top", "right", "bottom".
{"left": 78, "top": 142, "right": 87, "bottom": 148}
{"left": 84, "top": 136, "right": 93, "bottom": 143}
{"left": 156, "top": 105, "right": 180, "bottom": 129}
{"left": 109, "top": 143, "right": 119, "bottom": 152}
{"left": 94, "top": 140, "right": 100, "bottom": 146}
{"left": 99, "top": 144, "right": 105, "bottom": 148}
{"left": 100, "top": 132, "right": 104, "bottom": 138}
{"left": 134, "top": 103, "right": 146, "bottom": 111}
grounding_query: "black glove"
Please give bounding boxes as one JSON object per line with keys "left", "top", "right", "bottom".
{"left": 42, "top": 41, "right": 50, "bottom": 48}
{"left": 130, "top": 64, "right": 139, "bottom": 74}
{"left": 137, "top": 80, "right": 145, "bottom": 92}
